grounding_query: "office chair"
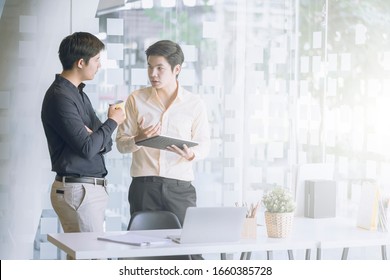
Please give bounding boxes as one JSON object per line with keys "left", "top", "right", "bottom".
{"left": 127, "top": 210, "right": 191, "bottom": 260}
{"left": 127, "top": 210, "right": 182, "bottom": 230}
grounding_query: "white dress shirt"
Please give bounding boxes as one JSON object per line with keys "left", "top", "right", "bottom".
{"left": 116, "top": 84, "right": 210, "bottom": 181}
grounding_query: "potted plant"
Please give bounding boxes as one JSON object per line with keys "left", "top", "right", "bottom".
{"left": 262, "top": 186, "right": 296, "bottom": 238}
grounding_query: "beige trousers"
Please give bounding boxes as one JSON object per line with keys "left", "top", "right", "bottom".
{"left": 50, "top": 180, "right": 108, "bottom": 233}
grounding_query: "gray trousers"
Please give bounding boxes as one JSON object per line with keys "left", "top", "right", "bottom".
{"left": 128, "top": 176, "right": 196, "bottom": 225}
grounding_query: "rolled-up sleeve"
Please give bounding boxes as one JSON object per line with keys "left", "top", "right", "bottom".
{"left": 116, "top": 94, "right": 141, "bottom": 153}
{"left": 190, "top": 99, "right": 210, "bottom": 161}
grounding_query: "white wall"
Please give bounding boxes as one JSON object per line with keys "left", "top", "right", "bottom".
{"left": 0, "top": 0, "right": 99, "bottom": 259}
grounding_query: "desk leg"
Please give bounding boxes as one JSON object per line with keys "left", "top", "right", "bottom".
{"left": 240, "top": 252, "right": 252, "bottom": 260}
{"left": 221, "top": 253, "right": 235, "bottom": 260}
{"left": 287, "top": 250, "right": 294, "bottom": 260}
{"left": 316, "top": 248, "right": 321, "bottom": 260}
{"left": 381, "top": 245, "right": 387, "bottom": 260}
{"left": 267, "top": 251, "right": 273, "bottom": 260}
{"left": 341, "top": 248, "right": 349, "bottom": 260}
{"left": 305, "top": 249, "right": 311, "bottom": 260}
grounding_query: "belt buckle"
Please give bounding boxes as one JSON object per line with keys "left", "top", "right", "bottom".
{"left": 94, "top": 177, "right": 107, "bottom": 187}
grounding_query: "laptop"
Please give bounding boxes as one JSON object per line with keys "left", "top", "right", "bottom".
{"left": 168, "top": 207, "right": 247, "bottom": 244}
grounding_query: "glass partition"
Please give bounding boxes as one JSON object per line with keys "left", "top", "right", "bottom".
{"left": 1, "top": 0, "right": 390, "bottom": 259}
{"left": 97, "top": 0, "right": 300, "bottom": 227}
{"left": 95, "top": 0, "right": 390, "bottom": 226}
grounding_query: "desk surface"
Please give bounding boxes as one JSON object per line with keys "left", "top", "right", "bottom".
{"left": 48, "top": 229, "right": 257, "bottom": 260}
{"left": 295, "top": 217, "right": 390, "bottom": 249}
{"left": 47, "top": 217, "right": 390, "bottom": 260}
{"left": 47, "top": 226, "right": 315, "bottom": 260}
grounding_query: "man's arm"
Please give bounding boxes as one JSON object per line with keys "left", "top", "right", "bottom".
{"left": 49, "top": 95, "right": 117, "bottom": 159}
{"left": 116, "top": 96, "right": 142, "bottom": 154}
{"left": 165, "top": 99, "right": 210, "bottom": 161}
{"left": 187, "top": 99, "right": 211, "bottom": 161}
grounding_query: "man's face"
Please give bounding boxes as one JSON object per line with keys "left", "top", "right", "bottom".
{"left": 82, "top": 53, "right": 101, "bottom": 81}
{"left": 147, "top": 55, "right": 180, "bottom": 89}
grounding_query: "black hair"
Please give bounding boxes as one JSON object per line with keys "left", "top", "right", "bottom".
{"left": 145, "top": 40, "right": 184, "bottom": 71}
{"left": 58, "top": 32, "right": 105, "bottom": 70}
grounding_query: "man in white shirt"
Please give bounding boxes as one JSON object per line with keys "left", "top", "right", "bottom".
{"left": 116, "top": 40, "right": 210, "bottom": 225}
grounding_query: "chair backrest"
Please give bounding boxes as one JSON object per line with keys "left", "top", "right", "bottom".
{"left": 127, "top": 211, "right": 182, "bottom": 231}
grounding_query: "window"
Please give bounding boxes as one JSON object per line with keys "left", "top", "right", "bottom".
{"left": 93, "top": 1, "right": 390, "bottom": 227}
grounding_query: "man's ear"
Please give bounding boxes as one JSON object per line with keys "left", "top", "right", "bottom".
{"left": 76, "top": 58, "right": 84, "bottom": 69}
{"left": 174, "top": 64, "right": 181, "bottom": 76}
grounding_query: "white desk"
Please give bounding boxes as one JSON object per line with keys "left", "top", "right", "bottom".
{"left": 239, "top": 218, "right": 390, "bottom": 260}
{"left": 47, "top": 218, "right": 390, "bottom": 260}
{"left": 47, "top": 227, "right": 316, "bottom": 260}
{"left": 284, "top": 217, "right": 390, "bottom": 260}
{"left": 307, "top": 218, "right": 389, "bottom": 260}
{"left": 47, "top": 229, "right": 254, "bottom": 260}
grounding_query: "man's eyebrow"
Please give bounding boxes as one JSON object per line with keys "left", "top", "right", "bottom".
{"left": 148, "top": 63, "right": 165, "bottom": 67}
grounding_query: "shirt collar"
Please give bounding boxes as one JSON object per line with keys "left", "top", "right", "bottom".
{"left": 146, "top": 81, "right": 183, "bottom": 103}
{"left": 78, "top": 83, "right": 86, "bottom": 94}
{"left": 55, "top": 74, "right": 85, "bottom": 95}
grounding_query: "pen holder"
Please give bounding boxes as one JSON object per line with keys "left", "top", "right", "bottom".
{"left": 241, "top": 217, "right": 257, "bottom": 239}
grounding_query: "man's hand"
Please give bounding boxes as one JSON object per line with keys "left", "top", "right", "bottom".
{"left": 85, "top": 125, "right": 104, "bottom": 151}
{"left": 85, "top": 125, "right": 93, "bottom": 134}
{"left": 134, "top": 117, "right": 161, "bottom": 143}
{"left": 166, "top": 144, "right": 195, "bottom": 161}
{"left": 108, "top": 104, "right": 126, "bottom": 125}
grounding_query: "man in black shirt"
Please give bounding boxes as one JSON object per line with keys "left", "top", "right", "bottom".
{"left": 41, "top": 32, "right": 125, "bottom": 239}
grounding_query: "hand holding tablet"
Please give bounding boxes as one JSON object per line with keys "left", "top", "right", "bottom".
{"left": 135, "top": 135, "right": 198, "bottom": 150}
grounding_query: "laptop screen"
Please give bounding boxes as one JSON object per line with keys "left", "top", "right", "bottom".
{"left": 173, "top": 207, "right": 247, "bottom": 244}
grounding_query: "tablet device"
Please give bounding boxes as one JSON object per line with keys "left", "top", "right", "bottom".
{"left": 135, "top": 135, "right": 198, "bottom": 150}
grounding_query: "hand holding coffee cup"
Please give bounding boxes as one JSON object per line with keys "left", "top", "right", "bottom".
{"left": 111, "top": 100, "right": 125, "bottom": 112}
{"left": 108, "top": 100, "right": 126, "bottom": 125}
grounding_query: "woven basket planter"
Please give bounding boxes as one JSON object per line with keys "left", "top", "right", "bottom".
{"left": 264, "top": 211, "right": 294, "bottom": 238}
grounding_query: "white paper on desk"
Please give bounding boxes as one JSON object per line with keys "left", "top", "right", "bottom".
{"left": 356, "top": 181, "right": 379, "bottom": 230}
{"left": 98, "top": 232, "right": 171, "bottom": 246}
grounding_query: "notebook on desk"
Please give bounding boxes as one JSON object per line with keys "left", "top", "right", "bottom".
{"left": 97, "top": 232, "right": 170, "bottom": 246}
{"left": 168, "top": 207, "right": 247, "bottom": 244}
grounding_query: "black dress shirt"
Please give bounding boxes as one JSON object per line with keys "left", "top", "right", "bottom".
{"left": 41, "top": 74, "right": 117, "bottom": 178}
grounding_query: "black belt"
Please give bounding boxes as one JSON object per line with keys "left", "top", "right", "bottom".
{"left": 55, "top": 175, "right": 107, "bottom": 187}
{"left": 132, "top": 176, "right": 191, "bottom": 187}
